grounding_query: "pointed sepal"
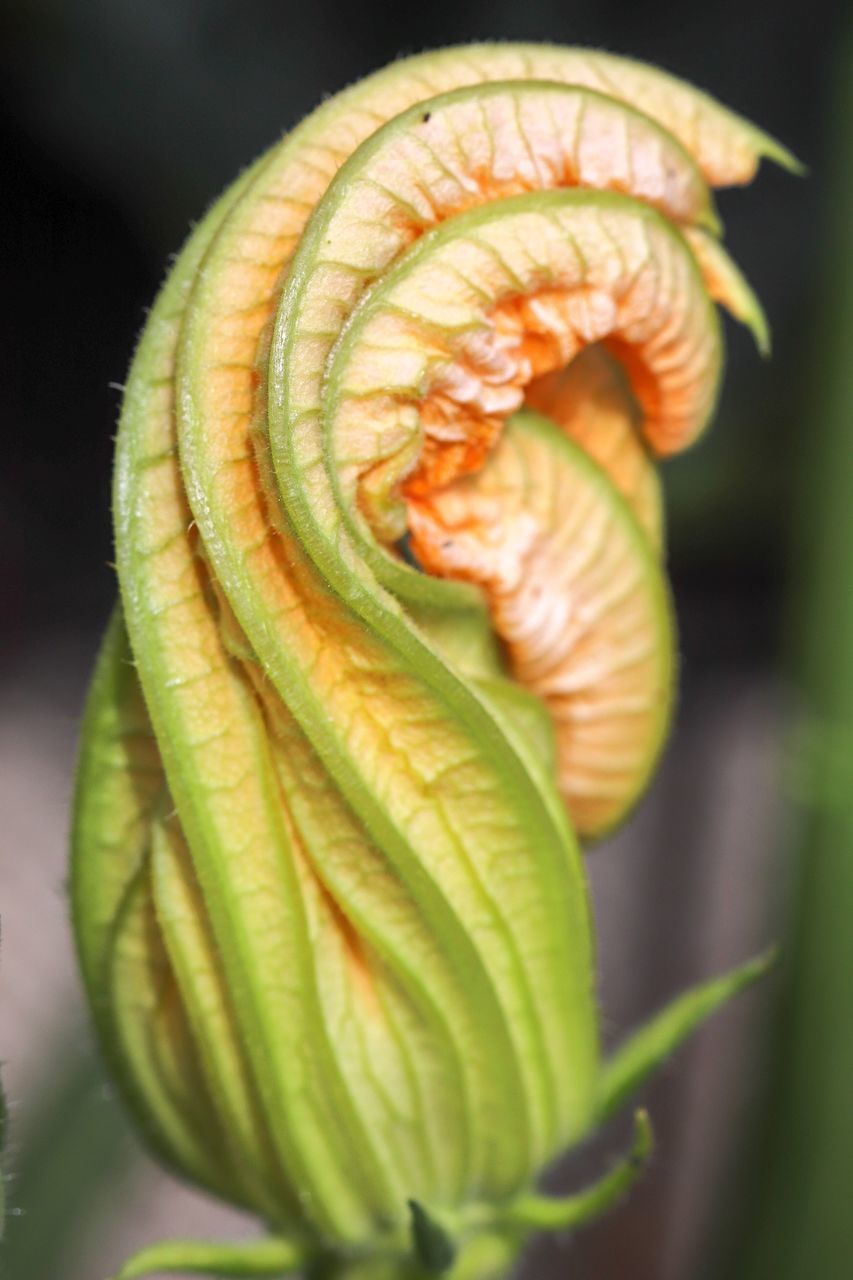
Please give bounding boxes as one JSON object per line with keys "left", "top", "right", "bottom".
{"left": 598, "top": 948, "right": 776, "bottom": 1123}
{"left": 113, "top": 1235, "right": 304, "bottom": 1279}
{"left": 409, "top": 1199, "right": 458, "bottom": 1274}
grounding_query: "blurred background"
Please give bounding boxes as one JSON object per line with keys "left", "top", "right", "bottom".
{"left": 1, "top": 1, "right": 851, "bottom": 1277}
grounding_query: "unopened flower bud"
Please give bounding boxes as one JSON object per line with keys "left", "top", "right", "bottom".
{"left": 72, "top": 42, "right": 792, "bottom": 1280}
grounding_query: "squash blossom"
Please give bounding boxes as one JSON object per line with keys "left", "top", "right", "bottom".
{"left": 71, "top": 43, "right": 795, "bottom": 1280}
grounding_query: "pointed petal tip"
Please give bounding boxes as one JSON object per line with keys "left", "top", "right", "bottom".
{"left": 752, "top": 308, "right": 772, "bottom": 358}
{"left": 734, "top": 287, "right": 772, "bottom": 357}
{"left": 682, "top": 226, "right": 772, "bottom": 356}
{"left": 763, "top": 137, "right": 807, "bottom": 177}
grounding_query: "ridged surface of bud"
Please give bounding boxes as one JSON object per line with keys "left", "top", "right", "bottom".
{"left": 71, "top": 43, "right": 793, "bottom": 1280}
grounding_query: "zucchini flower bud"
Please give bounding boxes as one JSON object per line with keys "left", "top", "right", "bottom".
{"left": 71, "top": 43, "right": 794, "bottom": 1280}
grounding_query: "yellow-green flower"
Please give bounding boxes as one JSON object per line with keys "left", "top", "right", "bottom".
{"left": 71, "top": 43, "right": 793, "bottom": 1280}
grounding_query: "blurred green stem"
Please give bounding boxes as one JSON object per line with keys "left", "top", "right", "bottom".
{"left": 0, "top": 1037, "right": 134, "bottom": 1280}
{"left": 726, "top": 17, "right": 853, "bottom": 1280}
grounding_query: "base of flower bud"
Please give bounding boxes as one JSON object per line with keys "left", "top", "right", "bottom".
{"left": 112, "top": 1110, "right": 652, "bottom": 1280}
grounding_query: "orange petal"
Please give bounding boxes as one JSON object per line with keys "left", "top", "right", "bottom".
{"left": 408, "top": 411, "right": 674, "bottom": 838}
{"left": 327, "top": 190, "right": 720, "bottom": 543}
{"left": 524, "top": 345, "right": 663, "bottom": 551}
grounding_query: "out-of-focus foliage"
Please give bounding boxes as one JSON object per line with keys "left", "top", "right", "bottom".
{"left": 0, "top": 1040, "right": 135, "bottom": 1280}
{"left": 719, "top": 18, "right": 853, "bottom": 1279}
{"left": 1, "top": 1069, "right": 6, "bottom": 1239}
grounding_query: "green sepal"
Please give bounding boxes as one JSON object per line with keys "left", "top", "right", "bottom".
{"left": 113, "top": 1234, "right": 304, "bottom": 1279}
{"left": 505, "top": 1108, "right": 652, "bottom": 1232}
{"left": 598, "top": 949, "right": 776, "bottom": 1123}
{"left": 409, "top": 1200, "right": 458, "bottom": 1274}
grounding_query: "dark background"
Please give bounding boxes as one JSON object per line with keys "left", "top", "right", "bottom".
{"left": 1, "top": 2, "right": 849, "bottom": 1279}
